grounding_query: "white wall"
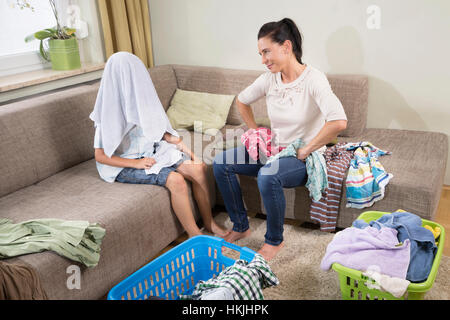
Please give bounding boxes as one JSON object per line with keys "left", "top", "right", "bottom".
{"left": 148, "top": 0, "right": 450, "bottom": 184}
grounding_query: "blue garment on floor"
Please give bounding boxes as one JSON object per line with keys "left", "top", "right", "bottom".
{"left": 352, "top": 211, "right": 437, "bottom": 282}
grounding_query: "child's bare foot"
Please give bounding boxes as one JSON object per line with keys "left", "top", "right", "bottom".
{"left": 209, "top": 222, "right": 232, "bottom": 238}
{"left": 223, "top": 229, "right": 252, "bottom": 243}
{"left": 257, "top": 242, "right": 284, "bottom": 261}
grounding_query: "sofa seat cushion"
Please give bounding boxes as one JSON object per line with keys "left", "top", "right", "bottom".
{"left": 0, "top": 159, "right": 200, "bottom": 299}
{"left": 335, "top": 128, "right": 448, "bottom": 226}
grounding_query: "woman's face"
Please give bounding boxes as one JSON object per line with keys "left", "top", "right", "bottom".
{"left": 258, "top": 36, "right": 289, "bottom": 73}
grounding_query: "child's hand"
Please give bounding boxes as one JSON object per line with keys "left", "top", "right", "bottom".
{"left": 134, "top": 157, "right": 156, "bottom": 169}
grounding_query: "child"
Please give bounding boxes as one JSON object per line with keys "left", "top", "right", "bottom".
{"left": 90, "top": 51, "right": 229, "bottom": 238}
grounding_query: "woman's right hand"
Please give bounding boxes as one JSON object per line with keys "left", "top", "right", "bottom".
{"left": 134, "top": 157, "right": 156, "bottom": 169}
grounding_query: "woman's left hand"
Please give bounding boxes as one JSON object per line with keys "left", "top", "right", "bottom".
{"left": 296, "top": 147, "right": 310, "bottom": 162}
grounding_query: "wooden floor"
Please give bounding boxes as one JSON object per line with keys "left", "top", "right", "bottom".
{"left": 158, "top": 185, "right": 450, "bottom": 258}
{"left": 435, "top": 185, "right": 450, "bottom": 256}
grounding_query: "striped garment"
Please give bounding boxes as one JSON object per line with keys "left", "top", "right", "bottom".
{"left": 344, "top": 141, "right": 393, "bottom": 209}
{"left": 310, "top": 143, "right": 354, "bottom": 232}
{"left": 179, "top": 253, "right": 279, "bottom": 300}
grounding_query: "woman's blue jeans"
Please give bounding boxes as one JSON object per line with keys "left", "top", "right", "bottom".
{"left": 212, "top": 146, "right": 308, "bottom": 246}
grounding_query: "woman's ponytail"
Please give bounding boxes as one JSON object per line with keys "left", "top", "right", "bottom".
{"left": 258, "top": 18, "right": 304, "bottom": 64}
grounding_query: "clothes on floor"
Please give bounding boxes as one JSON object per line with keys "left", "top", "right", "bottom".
{"left": 362, "top": 267, "right": 410, "bottom": 298}
{"left": 0, "top": 261, "right": 48, "bottom": 300}
{"left": 0, "top": 218, "right": 106, "bottom": 268}
{"left": 213, "top": 146, "right": 307, "bottom": 246}
{"left": 179, "top": 253, "right": 279, "bottom": 300}
{"left": 344, "top": 141, "right": 393, "bottom": 209}
{"left": 320, "top": 225, "right": 411, "bottom": 279}
{"left": 309, "top": 142, "right": 353, "bottom": 232}
{"left": 200, "top": 287, "right": 234, "bottom": 300}
{"left": 266, "top": 137, "right": 328, "bottom": 202}
{"left": 353, "top": 211, "right": 437, "bottom": 282}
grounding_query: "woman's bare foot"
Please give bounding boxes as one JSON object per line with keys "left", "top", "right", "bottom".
{"left": 223, "top": 229, "right": 252, "bottom": 243}
{"left": 257, "top": 242, "right": 284, "bottom": 261}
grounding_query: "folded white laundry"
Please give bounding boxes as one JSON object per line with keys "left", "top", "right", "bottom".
{"left": 144, "top": 140, "right": 183, "bottom": 175}
{"left": 363, "top": 267, "right": 410, "bottom": 298}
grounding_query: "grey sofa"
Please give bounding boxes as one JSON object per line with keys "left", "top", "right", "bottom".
{"left": 0, "top": 64, "right": 447, "bottom": 299}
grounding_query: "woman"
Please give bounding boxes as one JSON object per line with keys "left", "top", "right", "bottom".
{"left": 213, "top": 18, "right": 348, "bottom": 260}
{"left": 91, "top": 52, "right": 229, "bottom": 239}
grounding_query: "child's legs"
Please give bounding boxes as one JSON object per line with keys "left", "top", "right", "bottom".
{"left": 115, "top": 167, "right": 202, "bottom": 237}
{"left": 175, "top": 159, "right": 227, "bottom": 235}
{"left": 165, "top": 171, "right": 202, "bottom": 237}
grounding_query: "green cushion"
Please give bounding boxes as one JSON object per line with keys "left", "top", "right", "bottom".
{"left": 167, "top": 89, "right": 235, "bottom": 134}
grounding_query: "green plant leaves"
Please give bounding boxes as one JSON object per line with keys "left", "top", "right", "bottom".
{"left": 34, "top": 30, "right": 53, "bottom": 40}
{"left": 39, "top": 40, "right": 50, "bottom": 62}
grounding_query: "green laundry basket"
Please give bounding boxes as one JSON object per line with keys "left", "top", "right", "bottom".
{"left": 332, "top": 211, "right": 445, "bottom": 300}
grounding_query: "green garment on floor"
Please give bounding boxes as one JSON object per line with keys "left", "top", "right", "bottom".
{"left": 0, "top": 218, "right": 106, "bottom": 268}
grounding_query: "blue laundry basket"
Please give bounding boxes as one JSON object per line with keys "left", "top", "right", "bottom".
{"left": 107, "top": 235, "right": 256, "bottom": 300}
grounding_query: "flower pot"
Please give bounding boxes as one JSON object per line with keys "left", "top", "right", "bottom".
{"left": 48, "top": 37, "right": 81, "bottom": 70}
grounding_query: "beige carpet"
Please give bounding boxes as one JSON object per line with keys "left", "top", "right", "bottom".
{"left": 211, "top": 212, "right": 450, "bottom": 300}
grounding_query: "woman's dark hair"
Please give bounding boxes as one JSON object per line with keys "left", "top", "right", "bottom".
{"left": 258, "top": 18, "right": 304, "bottom": 64}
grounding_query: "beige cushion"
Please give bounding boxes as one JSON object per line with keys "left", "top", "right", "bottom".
{"left": 167, "top": 89, "right": 235, "bottom": 134}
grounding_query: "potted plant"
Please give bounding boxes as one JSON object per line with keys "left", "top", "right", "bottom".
{"left": 20, "top": 0, "right": 81, "bottom": 70}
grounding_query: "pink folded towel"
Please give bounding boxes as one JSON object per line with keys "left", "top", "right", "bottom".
{"left": 241, "top": 127, "right": 284, "bottom": 161}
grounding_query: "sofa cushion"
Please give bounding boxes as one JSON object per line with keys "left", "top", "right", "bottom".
{"left": 0, "top": 84, "right": 98, "bottom": 198}
{"left": 0, "top": 159, "right": 201, "bottom": 299}
{"left": 167, "top": 89, "right": 235, "bottom": 133}
{"left": 148, "top": 65, "right": 178, "bottom": 111}
{"left": 336, "top": 128, "right": 448, "bottom": 226}
{"left": 327, "top": 75, "right": 368, "bottom": 137}
{"left": 171, "top": 64, "right": 265, "bottom": 125}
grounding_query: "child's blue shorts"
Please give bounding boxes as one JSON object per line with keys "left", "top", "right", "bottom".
{"left": 115, "top": 152, "right": 190, "bottom": 186}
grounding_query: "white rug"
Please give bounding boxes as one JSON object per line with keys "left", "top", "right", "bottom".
{"left": 211, "top": 212, "right": 450, "bottom": 300}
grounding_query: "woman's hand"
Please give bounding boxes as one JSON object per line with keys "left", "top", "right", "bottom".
{"left": 134, "top": 157, "right": 156, "bottom": 169}
{"left": 296, "top": 147, "right": 311, "bottom": 162}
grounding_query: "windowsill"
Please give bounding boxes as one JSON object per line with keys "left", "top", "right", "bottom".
{"left": 0, "top": 62, "right": 105, "bottom": 105}
{"left": 0, "top": 62, "right": 105, "bottom": 93}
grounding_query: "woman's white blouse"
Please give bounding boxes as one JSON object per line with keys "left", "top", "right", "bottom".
{"left": 237, "top": 65, "right": 347, "bottom": 153}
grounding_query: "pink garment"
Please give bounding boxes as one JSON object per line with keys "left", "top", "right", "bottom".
{"left": 241, "top": 128, "right": 284, "bottom": 161}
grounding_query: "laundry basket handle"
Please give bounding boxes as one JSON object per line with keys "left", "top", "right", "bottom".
{"left": 220, "top": 239, "right": 256, "bottom": 261}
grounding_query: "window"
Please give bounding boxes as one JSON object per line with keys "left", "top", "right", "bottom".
{"left": 0, "top": 0, "right": 58, "bottom": 76}
{"left": 0, "top": 0, "right": 104, "bottom": 78}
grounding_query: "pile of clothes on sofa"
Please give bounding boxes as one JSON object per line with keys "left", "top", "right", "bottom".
{"left": 320, "top": 210, "right": 440, "bottom": 298}
{"left": 240, "top": 127, "right": 395, "bottom": 232}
